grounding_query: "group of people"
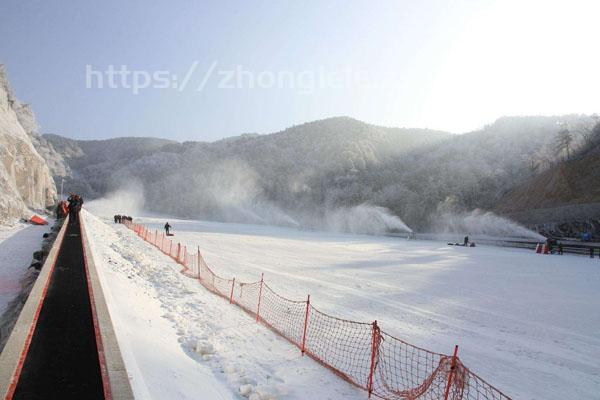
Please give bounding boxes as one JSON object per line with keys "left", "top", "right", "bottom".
{"left": 114, "top": 215, "right": 172, "bottom": 236}
{"left": 55, "top": 193, "right": 84, "bottom": 224}
{"left": 114, "top": 215, "right": 133, "bottom": 223}
{"left": 447, "top": 235, "right": 476, "bottom": 247}
{"left": 67, "top": 194, "right": 84, "bottom": 224}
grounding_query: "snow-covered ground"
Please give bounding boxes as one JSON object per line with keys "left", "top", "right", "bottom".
{"left": 0, "top": 222, "right": 51, "bottom": 316}
{"left": 84, "top": 212, "right": 600, "bottom": 400}
{"left": 84, "top": 211, "right": 366, "bottom": 400}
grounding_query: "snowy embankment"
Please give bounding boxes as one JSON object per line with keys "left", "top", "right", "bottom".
{"left": 84, "top": 211, "right": 600, "bottom": 400}
{"left": 0, "top": 222, "right": 51, "bottom": 317}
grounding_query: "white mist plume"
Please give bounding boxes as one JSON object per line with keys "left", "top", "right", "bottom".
{"left": 436, "top": 209, "right": 545, "bottom": 240}
{"left": 189, "top": 160, "right": 409, "bottom": 235}
{"left": 325, "top": 204, "right": 413, "bottom": 235}
{"left": 203, "top": 159, "right": 300, "bottom": 227}
{"left": 85, "top": 182, "right": 146, "bottom": 218}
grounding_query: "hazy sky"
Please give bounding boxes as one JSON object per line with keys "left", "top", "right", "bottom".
{"left": 1, "top": 0, "right": 598, "bottom": 141}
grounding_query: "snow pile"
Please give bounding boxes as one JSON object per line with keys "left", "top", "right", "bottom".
{"left": 435, "top": 209, "right": 545, "bottom": 240}
{"left": 194, "top": 339, "right": 215, "bottom": 361}
{"left": 325, "top": 204, "right": 413, "bottom": 234}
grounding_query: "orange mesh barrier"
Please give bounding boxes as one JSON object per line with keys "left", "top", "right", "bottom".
{"left": 122, "top": 221, "right": 512, "bottom": 400}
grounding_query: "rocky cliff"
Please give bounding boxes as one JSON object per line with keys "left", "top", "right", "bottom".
{"left": 0, "top": 65, "right": 56, "bottom": 224}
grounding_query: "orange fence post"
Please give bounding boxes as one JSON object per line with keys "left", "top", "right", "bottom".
{"left": 176, "top": 243, "right": 181, "bottom": 262}
{"left": 229, "top": 278, "right": 235, "bottom": 304}
{"left": 301, "top": 294, "right": 310, "bottom": 355}
{"left": 155, "top": 230, "right": 158, "bottom": 246}
{"left": 367, "top": 320, "right": 380, "bottom": 398}
{"left": 197, "top": 247, "right": 202, "bottom": 281}
{"left": 443, "top": 345, "right": 459, "bottom": 400}
{"left": 256, "top": 273, "right": 264, "bottom": 322}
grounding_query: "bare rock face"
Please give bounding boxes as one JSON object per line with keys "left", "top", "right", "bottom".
{"left": 0, "top": 65, "right": 57, "bottom": 224}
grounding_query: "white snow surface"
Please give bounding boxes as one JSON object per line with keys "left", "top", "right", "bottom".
{"left": 83, "top": 211, "right": 365, "bottom": 400}
{"left": 84, "top": 212, "right": 600, "bottom": 400}
{"left": 0, "top": 222, "right": 50, "bottom": 315}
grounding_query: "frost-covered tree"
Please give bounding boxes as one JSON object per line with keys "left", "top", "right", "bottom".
{"left": 42, "top": 114, "right": 597, "bottom": 231}
{"left": 555, "top": 127, "right": 573, "bottom": 160}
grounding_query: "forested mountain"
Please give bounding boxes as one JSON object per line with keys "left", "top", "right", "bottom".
{"left": 495, "top": 121, "right": 600, "bottom": 236}
{"left": 42, "top": 114, "right": 598, "bottom": 233}
{"left": 43, "top": 134, "right": 176, "bottom": 197}
{"left": 43, "top": 117, "right": 449, "bottom": 226}
{"left": 339, "top": 115, "right": 598, "bottom": 230}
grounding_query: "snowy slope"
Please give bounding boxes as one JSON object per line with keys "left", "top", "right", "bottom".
{"left": 83, "top": 211, "right": 366, "bottom": 400}
{"left": 126, "top": 216, "right": 599, "bottom": 400}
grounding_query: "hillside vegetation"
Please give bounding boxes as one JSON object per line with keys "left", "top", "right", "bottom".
{"left": 44, "top": 114, "right": 598, "bottom": 233}
{"left": 495, "top": 123, "right": 600, "bottom": 235}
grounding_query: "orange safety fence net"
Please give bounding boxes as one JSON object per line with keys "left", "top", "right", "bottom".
{"left": 122, "top": 221, "right": 512, "bottom": 400}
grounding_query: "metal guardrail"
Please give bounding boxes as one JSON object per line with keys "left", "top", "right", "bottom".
{"left": 387, "top": 233, "right": 600, "bottom": 257}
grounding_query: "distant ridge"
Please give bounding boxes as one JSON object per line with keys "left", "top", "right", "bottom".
{"left": 41, "top": 114, "right": 599, "bottom": 234}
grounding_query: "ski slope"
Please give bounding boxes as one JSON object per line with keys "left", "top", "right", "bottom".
{"left": 85, "top": 212, "right": 600, "bottom": 399}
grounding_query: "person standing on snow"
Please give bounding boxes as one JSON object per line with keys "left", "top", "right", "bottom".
{"left": 164, "top": 222, "right": 172, "bottom": 235}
